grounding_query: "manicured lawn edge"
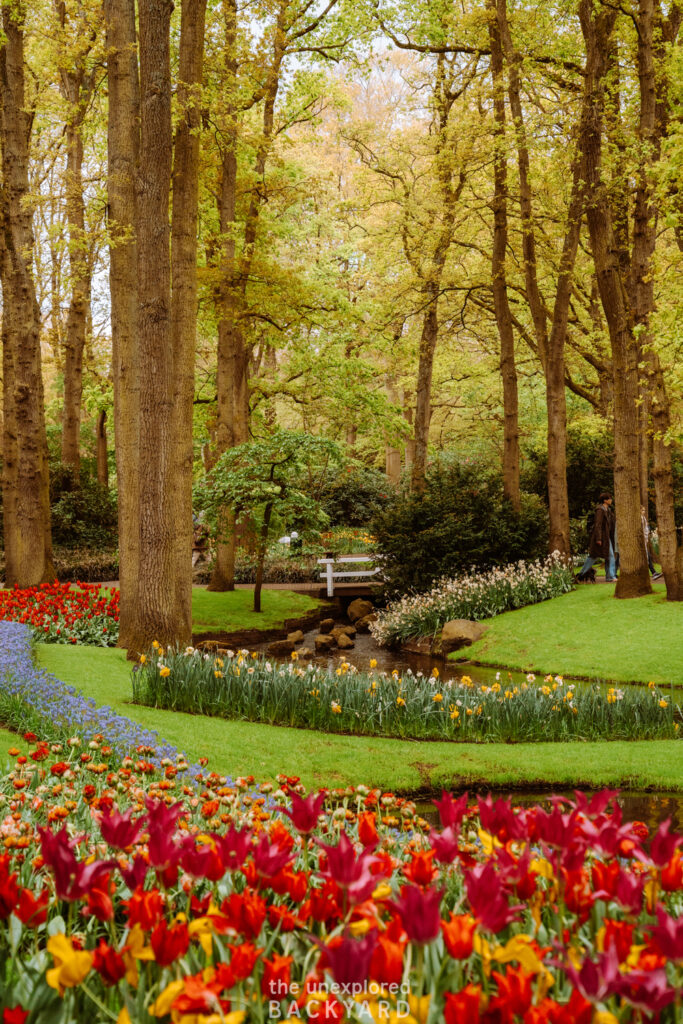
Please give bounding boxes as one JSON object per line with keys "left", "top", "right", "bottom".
{"left": 454, "top": 583, "right": 683, "bottom": 687}
{"left": 189, "top": 588, "right": 322, "bottom": 637}
{"left": 28, "top": 644, "right": 683, "bottom": 794}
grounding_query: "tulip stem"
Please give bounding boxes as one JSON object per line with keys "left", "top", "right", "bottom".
{"left": 81, "top": 982, "right": 118, "bottom": 1020}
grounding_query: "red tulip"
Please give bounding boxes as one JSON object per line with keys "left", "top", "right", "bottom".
{"left": 441, "top": 912, "right": 476, "bottom": 959}
{"left": 318, "top": 930, "right": 378, "bottom": 989}
{"left": 93, "top": 939, "right": 127, "bottom": 986}
{"left": 280, "top": 791, "right": 325, "bottom": 835}
{"left": 124, "top": 886, "right": 165, "bottom": 930}
{"left": 387, "top": 884, "right": 444, "bottom": 944}
{"left": 370, "top": 932, "right": 406, "bottom": 987}
{"left": 15, "top": 887, "right": 49, "bottom": 927}
{"left": 0, "top": 857, "right": 20, "bottom": 919}
{"left": 261, "top": 953, "right": 294, "bottom": 999}
{"left": 443, "top": 984, "right": 481, "bottom": 1022}
{"left": 402, "top": 848, "right": 437, "bottom": 887}
{"left": 99, "top": 807, "right": 147, "bottom": 850}
{"left": 465, "top": 862, "right": 522, "bottom": 933}
{"left": 357, "top": 811, "right": 379, "bottom": 849}
{"left": 433, "top": 790, "right": 468, "bottom": 829}
{"left": 150, "top": 919, "right": 190, "bottom": 966}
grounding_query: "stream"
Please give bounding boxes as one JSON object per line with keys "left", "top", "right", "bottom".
{"left": 251, "top": 619, "right": 683, "bottom": 829}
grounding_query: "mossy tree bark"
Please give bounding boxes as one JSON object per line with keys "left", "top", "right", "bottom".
{"left": 0, "top": 1, "right": 55, "bottom": 587}
{"left": 171, "top": 0, "right": 208, "bottom": 635}
{"left": 487, "top": 0, "right": 520, "bottom": 511}
{"left": 105, "top": 0, "right": 140, "bottom": 649}
{"left": 579, "top": 0, "right": 651, "bottom": 599}
{"left": 55, "top": 0, "right": 96, "bottom": 473}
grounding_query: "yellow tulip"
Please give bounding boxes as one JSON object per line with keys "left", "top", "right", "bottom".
{"left": 46, "top": 934, "right": 94, "bottom": 996}
{"left": 150, "top": 980, "right": 185, "bottom": 1017}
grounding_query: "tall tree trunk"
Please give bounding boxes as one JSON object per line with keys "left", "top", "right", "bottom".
{"left": 61, "top": 121, "right": 90, "bottom": 471}
{"left": 499, "top": 0, "right": 588, "bottom": 556}
{"left": 579, "top": 0, "right": 651, "bottom": 598}
{"left": 385, "top": 375, "right": 402, "bottom": 484}
{"left": 56, "top": 3, "right": 95, "bottom": 473}
{"left": 96, "top": 410, "right": 108, "bottom": 486}
{"left": 209, "top": 0, "right": 282, "bottom": 589}
{"left": 131, "top": 0, "right": 178, "bottom": 649}
{"left": 0, "top": 4, "right": 55, "bottom": 586}
{"left": 170, "top": 0, "right": 207, "bottom": 636}
{"left": 487, "top": 0, "right": 520, "bottom": 510}
{"left": 403, "top": 396, "right": 414, "bottom": 472}
{"left": 631, "top": 0, "right": 683, "bottom": 597}
{"left": 411, "top": 293, "right": 439, "bottom": 493}
{"left": 105, "top": 0, "right": 140, "bottom": 649}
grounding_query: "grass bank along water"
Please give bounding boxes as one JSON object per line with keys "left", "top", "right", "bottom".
{"left": 11, "top": 644, "right": 683, "bottom": 793}
{"left": 461, "top": 582, "right": 681, "bottom": 686}
{"left": 132, "top": 644, "right": 681, "bottom": 743}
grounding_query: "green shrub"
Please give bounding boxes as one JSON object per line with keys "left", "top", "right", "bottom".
{"left": 53, "top": 547, "right": 119, "bottom": 582}
{"left": 371, "top": 462, "right": 548, "bottom": 597}
{"left": 522, "top": 421, "right": 615, "bottom": 519}
{"left": 317, "top": 463, "right": 395, "bottom": 526}
{"left": 48, "top": 462, "right": 118, "bottom": 548}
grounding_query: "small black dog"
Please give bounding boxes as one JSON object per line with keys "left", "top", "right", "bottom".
{"left": 575, "top": 567, "right": 597, "bottom": 583}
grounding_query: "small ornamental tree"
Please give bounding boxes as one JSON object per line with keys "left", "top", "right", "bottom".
{"left": 197, "top": 431, "right": 342, "bottom": 611}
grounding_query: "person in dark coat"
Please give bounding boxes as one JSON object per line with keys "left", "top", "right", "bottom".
{"left": 577, "top": 492, "right": 617, "bottom": 582}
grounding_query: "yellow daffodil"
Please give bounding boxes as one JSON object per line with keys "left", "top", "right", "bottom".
{"left": 159, "top": 666, "right": 171, "bottom": 678}
{"left": 432, "top": 693, "right": 443, "bottom": 703}
{"left": 370, "top": 658, "right": 377, "bottom": 669}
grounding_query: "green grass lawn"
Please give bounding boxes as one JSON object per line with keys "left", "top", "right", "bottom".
{"left": 28, "top": 644, "right": 683, "bottom": 793}
{"left": 189, "top": 587, "right": 320, "bottom": 634}
{"left": 460, "top": 583, "right": 683, "bottom": 686}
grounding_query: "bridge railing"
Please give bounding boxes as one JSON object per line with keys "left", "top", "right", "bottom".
{"left": 317, "top": 554, "right": 381, "bottom": 597}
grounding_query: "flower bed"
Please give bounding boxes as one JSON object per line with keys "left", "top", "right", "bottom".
{"left": 0, "top": 737, "right": 681, "bottom": 1023}
{"left": 0, "top": 622, "right": 192, "bottom": 775}
{"left": 370, "top": 554, "right": 574, "bottom": 647}
{"left": 132, "top": 646, "right": 681, "bottom": 743}
{"left": 0, "top": 582, "right": 119, "bottom": 646}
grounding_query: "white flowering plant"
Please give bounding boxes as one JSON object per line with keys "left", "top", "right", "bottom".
{"left": 370, "top": 553, "right": 574, "bottom": 647}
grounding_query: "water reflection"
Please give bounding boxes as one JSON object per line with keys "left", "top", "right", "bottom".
{"left": 255, "top": 626, "right": 678, "bottom": 693}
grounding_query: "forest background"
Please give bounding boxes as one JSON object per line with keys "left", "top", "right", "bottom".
{"left": 1, "top": 0, "right": 683, "bottom": 651}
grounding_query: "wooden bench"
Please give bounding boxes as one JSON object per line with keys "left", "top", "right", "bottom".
{"left": 317, "top": 554, "right": 381, "bottom": 597}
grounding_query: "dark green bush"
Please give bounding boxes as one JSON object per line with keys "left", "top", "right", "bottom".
{"left": 371, "top": 463, "right": 549, "bottom": 596}
{"left": 49, "top": 462, "right": 118, "bottom": 548}
{"left": 522, "top": 423, "right": 614, "bottom": 519}
{"left": 316, "top": 463, "right": 395, "bottom": 527}
{"left": 0, "top": 547, "right": 119, "bottom": 584}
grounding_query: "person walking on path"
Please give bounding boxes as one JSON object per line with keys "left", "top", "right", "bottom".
{"left": 577, "top": 492, "right": 617, "bottom": 582}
